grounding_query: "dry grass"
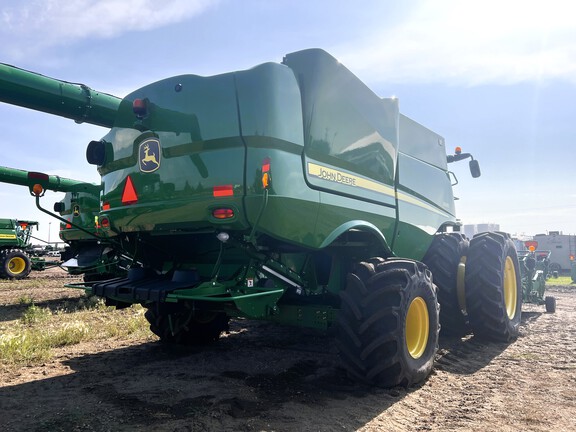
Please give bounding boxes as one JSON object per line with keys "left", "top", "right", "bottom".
{"left": 0, "top": 296, "right": 153, "bottom": 367}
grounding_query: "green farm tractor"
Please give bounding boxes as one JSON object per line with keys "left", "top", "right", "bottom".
{"left": 0, "top": 49, "right": 523, "bottom": 387}
{"left": 0, "top": 166, "right": 125, "bottom": 281}
{"left": 518, "top": 240, "right": 556, "bottom": 312}
{"left": 0, "top": 218, "right": 41, "bottom": 279}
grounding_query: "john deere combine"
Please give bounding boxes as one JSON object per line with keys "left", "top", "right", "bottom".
{"left": 0, "top": 49, "right": 523, "bottom": 387}
{"left": 0, "top": 166, "right": 124, "bottom": 281}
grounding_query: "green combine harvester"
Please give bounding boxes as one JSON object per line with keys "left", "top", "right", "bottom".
{"left": 0, "top": 166, "right": 125, "bottom": 281}
{"left": 0, "top": 49, "right": 523, "bottom": 387}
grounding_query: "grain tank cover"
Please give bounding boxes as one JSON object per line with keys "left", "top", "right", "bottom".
{"left": 282, "top": 49, "right": 399, "bottom": 207}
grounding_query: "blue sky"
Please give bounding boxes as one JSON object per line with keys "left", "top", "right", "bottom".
{"left": 0, "top": 0, "right": 575, "bottom": 244}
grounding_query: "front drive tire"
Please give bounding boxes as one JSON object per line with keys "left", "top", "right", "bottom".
{"left": 336, "top": 258, "right": 439, "bottom": 388}
{"left": 465, "top": 232, "right": 522, "bottom": 342}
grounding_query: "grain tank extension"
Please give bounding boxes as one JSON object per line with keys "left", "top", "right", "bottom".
{"left": 0, "top": 49, "right": 522, "bottom": 387}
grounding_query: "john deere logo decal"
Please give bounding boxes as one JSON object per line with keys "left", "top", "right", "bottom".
{"left": 139, "top": 138, "right": 161, "bottom": 173}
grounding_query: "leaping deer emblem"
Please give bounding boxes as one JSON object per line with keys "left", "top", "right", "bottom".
{"left": 139, "top": 140, "right": 161, "bottom": 172}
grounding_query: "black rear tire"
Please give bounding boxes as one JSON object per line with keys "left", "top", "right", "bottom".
{"left": 336, "top": 258, "right": 439, "bottom": 387}
{"left": 0, "top": 249, "right": 32, "bottom": 279}
{"left": 145, "top": 302, "right": 229, "bottom": 345}
{"left": 423, "top": 233, "right": 469, "bottom": 335}
{"left": 465, "top": 232, "right": 522, "bottom": 342}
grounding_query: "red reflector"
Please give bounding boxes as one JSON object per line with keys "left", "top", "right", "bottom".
{"left": 102, "top": 202, "right": 111, "bottom": 211}
{"left": 28, "top": 171, "right": 50, "bottom": 181}
{"left": 122, "top": 176, "right": 138, "bottom": 204}
{"left": 100, "top": 217, "right": 110, "bottom": 228}
{"left": 65, "top": 223, "right": 72, "bottom": 229}
{"left": 213, "top": 185, "right": 234, "bottom": 197}
{"left": 262, "top": 157, "right": 271, "bottom": 173}
{"left": 212, "top": 208, "right": 235, "bottom": 219}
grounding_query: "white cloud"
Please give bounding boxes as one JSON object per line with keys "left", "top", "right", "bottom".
{"left": 1, "top": 0, "right": 219, "bottom": 59}
{"left": 338, "top": 0, "right": 576, "bottom": 85}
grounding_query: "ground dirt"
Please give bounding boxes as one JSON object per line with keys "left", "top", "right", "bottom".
{"left": 1, "top": 268, "right": 575, "bottom": 432}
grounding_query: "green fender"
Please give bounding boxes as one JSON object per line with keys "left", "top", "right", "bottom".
{"left": 319, "top": 220, "right": 394, "bottom": 257}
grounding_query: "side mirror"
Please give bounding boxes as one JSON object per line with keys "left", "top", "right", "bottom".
{"left": 469, "top": 159, "right": 481, "bottom": 178}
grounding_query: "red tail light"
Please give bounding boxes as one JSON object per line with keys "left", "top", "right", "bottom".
{"left": 100, "top": 217, "right": 110, "bottom": 228}
{"left": 262, "top": 157, "right": 270, "bottom": 173}
{"left": 212, "top": 208, "right": 235, "bottom": 219}
{"left": 133, "top": 98, "right": 148, "bottom": 119}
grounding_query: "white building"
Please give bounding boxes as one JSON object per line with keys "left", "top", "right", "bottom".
{"left": 462, "top": 223, "right": 500, "bottom": 239}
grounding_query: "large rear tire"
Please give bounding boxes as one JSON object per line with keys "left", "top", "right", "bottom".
{"left": 0, "top": 249, "right": 32, "bottom": 279}
{"left": 336, "top": 258, "right": 439, "bottom": 387}
{"left": 422, "top": 233, "right": 469, "bottom": 335}
{"left": 145, "top": 302, "right": 229, "bottom": 345}
{"left": 465, "top": 232, "right": 522, "bottom": 342}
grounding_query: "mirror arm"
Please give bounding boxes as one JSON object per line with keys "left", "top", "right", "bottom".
{"left": 447, "top": 152, "right": 473, "bottom": 163}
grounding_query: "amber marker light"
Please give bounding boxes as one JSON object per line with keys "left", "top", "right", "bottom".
{"left": 32, "top": 183, "right": 44, "bottom": 196}
{"left": 262, "top": 157, "right": 271, "bottom": 189}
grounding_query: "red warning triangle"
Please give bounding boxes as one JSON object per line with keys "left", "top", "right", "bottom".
{"left": 122, "top": 176, "right": 138, "bottom": 204}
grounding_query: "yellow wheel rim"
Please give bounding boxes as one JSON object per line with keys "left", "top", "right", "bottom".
{"left": 9, "top": 257, "right": 26, "bottom": 275}
{"left": 503, "top": 256, "right": 518, "bottom": 319}
{"left": 406, "top": 297, "right": 429, "bottom": 359}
